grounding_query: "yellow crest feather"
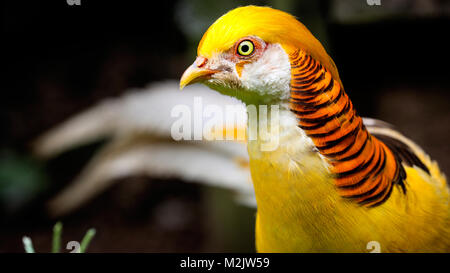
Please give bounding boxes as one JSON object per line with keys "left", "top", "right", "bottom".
{"left": 197, "top": 6, "right": 343, "bottom": 87}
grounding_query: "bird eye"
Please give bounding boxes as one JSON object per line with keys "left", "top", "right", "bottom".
{"left": 237, "top": 40, "right": 254, "bottom": 56}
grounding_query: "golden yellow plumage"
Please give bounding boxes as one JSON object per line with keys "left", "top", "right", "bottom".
{"left": 250, "top": 125, "right": 449, "bottom": 252}
{"left": 181, "top": 6, "right": 450, "bottom": 252}
{"left": 196, "top": 6, "right": 343, "bottom": 88}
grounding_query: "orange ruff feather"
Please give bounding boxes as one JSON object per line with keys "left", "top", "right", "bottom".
{"left": 289, "top": 49, "right": 405, "bottom": 206}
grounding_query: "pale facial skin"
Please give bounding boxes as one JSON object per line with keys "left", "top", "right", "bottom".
{"left": 180, "top": 36, "right": 291, "bottom": 106}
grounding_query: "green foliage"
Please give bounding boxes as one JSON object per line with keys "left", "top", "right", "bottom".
{"left": 23, "top": 222, "right": 96, "bottom": 253}
{"left": 0, "top": 150, "right": 48, "bottom": 212}
{"left": 80, "top": 228, "right": 96, "bottom": 253}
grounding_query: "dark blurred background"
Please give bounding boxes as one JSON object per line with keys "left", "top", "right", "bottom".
{"left": 1, "top": 0, "right": 449, "bottom": 252}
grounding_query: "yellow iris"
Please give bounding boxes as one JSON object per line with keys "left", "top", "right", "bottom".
{"left": 237, "top": 40, "right": 254, "bottom": 56}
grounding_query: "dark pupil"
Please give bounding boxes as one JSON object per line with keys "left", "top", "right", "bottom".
{"left": 241, "top": 44, "right": 249, "bottom": 53}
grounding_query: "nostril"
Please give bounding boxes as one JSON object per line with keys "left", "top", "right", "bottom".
{"left": 195, "top": 56, "right": 208, "bottom": 68}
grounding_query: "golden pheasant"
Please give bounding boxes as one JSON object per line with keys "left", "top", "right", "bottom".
{"left": 180, "top": 6, "right": 450, "bottom": 252}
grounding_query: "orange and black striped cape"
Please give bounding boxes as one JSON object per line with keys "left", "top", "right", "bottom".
{"left": 288, "top": 49, "right": 429, "bottom": 207}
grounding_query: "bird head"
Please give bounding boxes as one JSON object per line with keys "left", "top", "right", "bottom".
{"left": 180, "top": 6, "right": 342, "bottom": 105}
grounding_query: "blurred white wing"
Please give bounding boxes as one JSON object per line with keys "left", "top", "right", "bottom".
{"left": 34, "top": 81, "right": 247, "bottom": 157}
{"left": 47, "top": 138, "right": 254, "bottom": 217}
{"left": 34, "top": 81, "right": 256, "bottom": 217}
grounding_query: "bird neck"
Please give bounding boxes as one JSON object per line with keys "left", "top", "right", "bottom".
{"left": 287, "top": 49, "right": 402, "bottom": 206}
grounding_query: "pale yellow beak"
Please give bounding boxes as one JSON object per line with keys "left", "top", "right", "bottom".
{"left": 179, "top": 56, "right": 217, "bottom": 90}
